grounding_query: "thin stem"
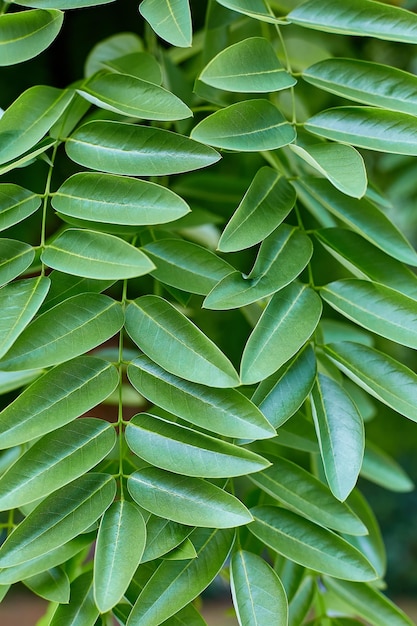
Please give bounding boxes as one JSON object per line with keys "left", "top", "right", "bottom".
{"left": 274, "top": 25, "right": 297, "bottom": 125}
{"left": 40, "top": 142, "right": 60, "bottom": 275}
{"left": 117, "top": 279, "right": 129, "bottom": 499}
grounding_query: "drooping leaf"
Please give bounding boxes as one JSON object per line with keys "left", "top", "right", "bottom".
{"left": 128, "top": 467, "right": 252, "bottom": 528}
{"left": 230, "top": 550, "right": 288, "bottom": 626}
{"left": 0, "top": 293, "right": 124, "bottom": 371}
{"left": 215, "top": 0, "right": 285, "bottom": 23}
{"left": 240, "top": 282, "right": 322, "bottom": 384}
{"left": 66, "top": 121, "right": 220, "bottom": 175}
{"left": 0, "top": 9, "right": 63, "bottom": 66}
{"left": 249, "top": 506, "right": 377, "bottom": 581}
{"left": 361, "top": 442, "right": 414, "bottom": 493}
{"left": 127, "top": 355, "right": 275, "bottom": 440}
{"left": 311, "top": 373, "right": 364, "bottom": 501}
{"left": 125, "top": 296, "right": 240, "bottom": 388}
{"left": 141, "top": 517, "right": 192, "bottom": 563}
{"left": 0, "top": 473, "right": 116, "bottom": 567}
{"left": 0, "top": 184, "right": 41, "bottom": 231}
{"left": 191, "top": 100, "right": 296, "bottom": 151}
{"left": 139, "top": 0, "right": 192, "bottom": 47}
{"left": 50, "top": 571, "right": 99, "bottom": 626}
{"left": 0, "top": 240, "right": 35, "bottom": 287}
{"left": 52, "top": 172, "right": 190, "bottom": 225}
{"left": 320, "top": 279, "right": 417, "bottom": 349}
{"left": 23, "top": 567, "right": 70, "bottom": 603}
{"left": 94, "top": 501, "right": 146, "bottom": 612}
{"left": 41, "top": 229, "right": 155, "bottom": 279}
{"left": 125, "top": 413, "right": 270, "bottom": 477}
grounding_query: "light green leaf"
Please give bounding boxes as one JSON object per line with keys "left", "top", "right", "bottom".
{"left": 50, "top": 571, "right": 99, "bottom": 626}
{"left": 139, "top": 0, "right": 192, "bottom": 47}
{"left": 250, "top": 456, "right": 366, "bottom": 535}
{"left": 305, "top": 107, "right": 417, "bottom": 156}
{"left": 78, "top": 72, "right": 191, "bottom": 120}
{"left": 199, "top": 37, "right": 295, "bottom": 93}
{"left": 128, "top": 467, "right": 252, "bottom": 528}
{"left": 289, "top": 143, "right": 366, "bottom": 198}
{"left": 126, "top": 527, "right": 234, "bottom": 626}
{"left": 215, "top": 0, "right": 285, "bottom": 23}
{"left": 320, "top": 279, "right": 417, "bottom": 349}
{"left": 249, "top": 506, "right": 377, "bottom": 581}
{"left": 125, "top": 413, "right": 270, "bottom": 477}
{"left": 0, "top": 293, "right": 124, "bottom": 371}
{"left": 361, "top": 441, "right": 414, "bottom": 493}
{"left": 240, "top": 282, "right": 322, "bottom": 384}
{"left": 41, "top": 229, "right": 155, "bottom": 279}
{"left": 23, "top": 567, "right": 70, "bottom": 603}
{"left": 164, "top": 538, "right": 197, "bottom": 561}
{"left": 252, "top": 345, "right": 316, "bottom": 429}
{"left": 127, "top": 355, "right": 275, "bottom": 440}
{"left": 0, "top": 9, "right": 63, "bottom": 66}
{"left": 52, "top": 172, "right": 190, "bottom": 225}
{"left": 0, "top": 473, "right": 116, "bottom": 567}
{"left": 231, "top": 550, "right": 288, "bottom": 626}
{"left": 0, "top": 240, "right": 35, "bottom": 287}
{"left": 0, "top": 369, "right": 42, "bottom": 395}
{"left": 288, "top": 576, "right": 316, "bottom": 626}
{"left": 85, "top": 32, "right": 142, "bottom": 77}
{"left": 0, "top": 86, "right": 72, "bottom": 165}
{"left": 66, "top": 121, "right": 220, "bottom": 175}
{"left": 288, "top": 0, "right": 417, "bottom": 43}
{"left": 143, "top": 239, "right": 234, "bottom": 295}
{"left": 204, "top": 226, "right": 313, "bottom": 310}
{"left": 142, "top": 517, "right": 192, "bottom": 563}
{"left": 0, "top": 137, "right": 56, "bottom": 176}
{"left": 94, "top": 501, "right": 146, "bottom": 612}
{"left": 323, "top": 577, "right": 415, "bottom": 626}
{"left": 218, "top": 168, "right": 296, "bottom": 252}
{"left": 0, "top": 184, "right": 41, "bottom": 231}
{"left": 0, "top": 276, "right": 50, "bottom": 359}
{"left": 191, "top": 100, "right": 296, "bottom": 151}
{"left": 102, "top": 51, "right": 162, "bottom": 84}
{"left": 311, "top": 373, "right": 364, "bottom": 502}
{"left": 0, "top": 418, "right": 116, "bottom": 509}
{"left": 125, "top": 296, "right": 240, "bottom": 388}
{"left": 16, "top": 0, "right": 115, "bottom": 8}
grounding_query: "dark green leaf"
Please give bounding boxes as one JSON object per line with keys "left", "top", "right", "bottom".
{"left": 50, "top": 571, "right": 99, "bottom": 626}
{"left": 288, "top": 576, "right": 316, "bottom": 626}
{"left": 23, "top": 567, "right": 70, "bottom": 603}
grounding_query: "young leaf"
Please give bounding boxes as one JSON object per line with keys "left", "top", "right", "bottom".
{"left": 0, "top": 184, "right": 41, "bottom": 231}
{"left": 127, "top": 355, "right": 275, "bottom": 440}
{"left": 94, "top": 501, "right": 146, "bottom": 612}
{"left": 128, "top": 467, "right": 252, "bottom": 528}
{"left": 191, "top": 100, "right": 296, "bottom": 151}
{"left": 230, "top": 550, "right": 288, "bottom": 626}
{"left": 0, "top": 240, "right": 35, "bottom": 287}
{"left": 66, "top": 121, "right": 220, "bottom": 176}
{"left": 0, "top": 9, "right": 63, "bottom": 66}
{"left": 23, "top": 567, "right": 70, "bottom": 603}
{"left": 311, "top": 373, "right": 364, "bottom": 502}
{"left": 240, "top": 282, "right": 322, "bottom": 384}
{"left": 125, "top": 295, "right": 240, "bottom": 388}
{"left": 139, "top": 0, "right": 192, "bottom": 47}
{"left": 50, "top": 571, "right": 99, "bottom": 626}
{"left": 215, "top": 0, "right": 284, "bottom": 23}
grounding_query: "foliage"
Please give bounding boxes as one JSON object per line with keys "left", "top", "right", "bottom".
{"left": 0, "top": 0, "right": 417, "bottom": 624}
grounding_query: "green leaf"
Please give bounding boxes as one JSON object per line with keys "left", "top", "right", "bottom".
{"left": 78, "top": 72, "right": 191, "bottom": 120}
{"left": 249, "top": 506, "right": 377, "bottom": 582}
{"left": 191, "top": 100, "right": 296, "bottom": 151}
{"left": 289, "top": 143, "right": 366, "bottom": 199}
{"left": 0, "top": 473, "right": 116, "bottom": 567}
{"left": 40, "top": 270, "right": 114, "bottom": 312}
{"left": 288, "top": 0, "right": 417, "bottom": 43}
{"left": 288, "top": 576, "right": 316, "bottom": 626}
{"left": 0, "top": 369, "right": 42, "bottom": 395}
{"left": 94, "top": 501, "right": 146, "bottom": 612}
{"left": 217, "top": 168, "right": 296, "bottom": 252}
{"left": 199, "top": 37, "right": 295, "bottom": 93}
{"left": 250, "top": 456, "right": 366, "bottom": 535}
{"left": 311, "top": 373, "right": 364, "bottom": 502}
{"left": 0, "top": 293, "right": 124, "bottom": 371}
{"left": 161, "top": 603, "right": 207, "bottom": 625}
{"left": 128, "top": 467, "right": 252, "bottom": 528}
{"left": 127, "top": 355, "right": 275, "bottom": 440}
{"left": 204, "top": 226, "right": 313, "bottom": 310}
{"left": 41, "top": 229, "right": 155, "bottom": 279}
{"left": 142, "top": 517, "right": 192, "bottom": 563}
{"left": 295, "top": 178, "right": 417, "bottom": 266}
{"left": 23, "top": 567, "right": 70, "bottom": 603}
{"left": 0, "top": 356, "right": 117, "bottom": 448}
{"left": 164, "top": 537, "right": 196, "bottom": 561}
{"left": 0, "top": 184, "right": 41, "bottom": 231}
{"left": 14, "top": 0, "right": 114, "bottom": 6}
{"left": 320, "top": 279, "right": 417, "bottom": 349}
{"left": 0, "top": 137, "right": 56, "bottom": 176}
{"left": 302, "top": 58, "right": 417, "bottom": 116}
{"left": 231, "top": 550, "right": 288, "bottom": 626}
{"left": 66, "top": 121, "right": 220, "bottom": 175}
{"left": 0, "top": 240, "right": 35, "bottom": 287}
{"left": 0, "top": 9, "right": 63, "bottom": 66}
{"left": 102, "top": 51, "right": 162, "bottom": 84}
{"left": 0, "top": 418, "right": 116, "bottom": 510}
{"left": 139, "top": 0, "right": 192, "bottom": 47}
{"left": 50, "top": 571, "right": 99, "bottom": 626}
{"left": 0, "top": 276, "right": 50, "bottom": 359}
{"left": 125, "top": 296, "right": 240, "bottom": 388}
{"left": 215, "top": 0, "right": 284, "bottom": 23}
{"left": 252, "top": 345, "right": 316, "bottom": 429}
{"left": 323, "top": 577, "right": 415, "bottom": 626}
{"left": 85, "top": 32, "right": 143, "bottom": 77}
{"left": 240, "top": 282, "right": 322, "bottom": 384}
{"left": 125, "top": 413, "right": 270, "bottom": 477}
{"left": 0, "top": 86, "right": 72, "bottom": 165}
{"left": 305, "top": 107, "right": 417, "bottom": 156}
{"left": 52, "top": 172, "right": 190, "bottom": 225}
{"left": 143, "top": 239, "right": 234, "bottom": 295}
{"left": 361, "top": 442, "right": 414, "bottom": 493}
{"left": 126, "top": 527, "right": 235, "bottom": 626}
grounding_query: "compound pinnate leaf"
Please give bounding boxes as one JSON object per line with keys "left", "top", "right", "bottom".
{"left": 139, "top": 0, "right": 192, "bottom": 47}
{"left": 0, "top": 9, "right": 63, "bottom": 66}
{"left": 0, "top": 184, "right": 41, "bottom": 232}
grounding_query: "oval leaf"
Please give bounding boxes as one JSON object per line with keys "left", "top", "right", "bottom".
{"left": 139, "top": 0, "right": 192, "bottom": 47}
{"left": 0, "top": 240, "right": 35, "bottom": 288}
{"left": 0, "top": 184, "right": 41, "bottom": 231}
{"left": 0, "top": 9, "right": 63, "bottom": 66}
{"left": 216, "top": 0, "right": 285, "bottom": 24}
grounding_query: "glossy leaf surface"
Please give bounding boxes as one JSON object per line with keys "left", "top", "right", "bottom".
{"left": 50, "top": 571, "right": 99, "bottom": 626}
{"left": 0, "top": 9, "right": 63, "bottom": 66}
{"left": 215, "top": 0, "right": 284, "bottom": 23}
{"left": 0, "top": 240, "right": 35, "bottom": 287}
{"left": 0, "top": 184, "right": 41, "bottom": 231}
{"left": 139, "top": 0, "right": 192, "bottom": 47}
